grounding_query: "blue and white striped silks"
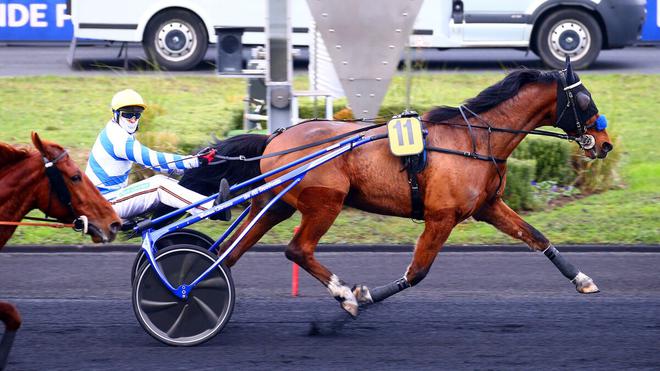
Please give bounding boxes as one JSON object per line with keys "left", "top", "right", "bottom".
{"left": 85, "top": 121, "right": 199, "bottom": 194}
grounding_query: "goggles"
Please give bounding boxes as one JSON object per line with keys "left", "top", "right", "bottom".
{"left": 120, "top": 111, "right": 142, "bottom": 119}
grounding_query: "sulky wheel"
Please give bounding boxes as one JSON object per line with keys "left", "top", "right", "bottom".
{"left": 131, "top": 229, "right": 215, "bottom": 284}
{"left": 132, "top": 244, "right": 234, "bottom": 346}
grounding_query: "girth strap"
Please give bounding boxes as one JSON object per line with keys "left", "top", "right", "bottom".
{"left": 406, "top": 168, "right": 424, "bottom": 221}
{"left": 401, "top": 151, "right": 427, "bottom": 221}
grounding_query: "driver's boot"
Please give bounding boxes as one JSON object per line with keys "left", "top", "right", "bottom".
{"left": 209, "top": 178, "right": 232, "bottom": 221}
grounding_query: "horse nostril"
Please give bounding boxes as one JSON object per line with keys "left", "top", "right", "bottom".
{"left": 110, "top": 222, "right": 122, "bottom": 234}
{"left": 601, "top": 142, "right": 613, "bottom": 153}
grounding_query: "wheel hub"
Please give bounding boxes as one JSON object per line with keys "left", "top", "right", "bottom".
{"left": 558, "top": 30, "right": 580, "bottom": 51}
{"left": 165, "top": 29, "right": 187, "bottom": 51}
{"left": 549, "top": 20, "right": 590, "bottom": 62}
{"left": 155, "top": 21, "right": 196, "bottom": 62}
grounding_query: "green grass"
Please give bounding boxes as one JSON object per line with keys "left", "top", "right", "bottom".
{"left": 1, "top": 73, "right": 658, "bottom": 245}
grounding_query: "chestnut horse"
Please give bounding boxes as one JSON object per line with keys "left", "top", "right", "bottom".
{"left": 0, "top": 133, "right": 121, "bottom": 369}
{"left": 182, "top": 60, "right": 612, "bottom": 317}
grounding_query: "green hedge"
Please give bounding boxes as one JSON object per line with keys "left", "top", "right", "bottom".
{"left": 571, "top": 135, "right": 622, "bottom": 194}
{"left": 503, "top": 158, "right": 537, "bottom": 211}
{"left": 512, "top": 137, "right": 575, "bottom": 185}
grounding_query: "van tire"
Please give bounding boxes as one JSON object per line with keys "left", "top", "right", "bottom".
{"left": 534, "top": 9, "right": 602, "bottom": 70}
{"left": 143, "top": 10, "right": 208, "bottom": 71}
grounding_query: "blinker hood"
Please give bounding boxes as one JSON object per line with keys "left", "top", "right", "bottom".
{"left": 555, "top": 57, "right": 599, "bottom": 134}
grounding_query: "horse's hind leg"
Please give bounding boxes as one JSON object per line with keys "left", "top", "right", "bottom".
{"left": 0, "top": 302, "right": 21, "bottom": 369}
{"left": 284, "top": 187, "right": 361, "bottom": 316}
{"left": 354, "top": 215, "right": 457, "bottom": 305}
{"left": 473, "top": 197, "right": 599, "bottom": 293}
{"left": 218, "top": 192, "right": 296, "bottom": 267}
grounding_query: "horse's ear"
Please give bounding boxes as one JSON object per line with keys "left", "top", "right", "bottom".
{"left": 31, "top": 131, "right": 47, "bottom": 156}
{"left": 565, "top": 55, "right": 576, "bottom": 84}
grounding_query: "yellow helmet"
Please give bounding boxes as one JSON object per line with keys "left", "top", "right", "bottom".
{"left": 111, "top": 89, "right": 147, "bottom": 111}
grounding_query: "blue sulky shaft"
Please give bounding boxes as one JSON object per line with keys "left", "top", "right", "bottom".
{"left": 208, "top": 205, "right": 251, "bottom": 254}
{"left": 142, "top": 133, "right": 377, "bottom": 299}
{"left": 149, "top": 133, "right": 369, "bottom": 226}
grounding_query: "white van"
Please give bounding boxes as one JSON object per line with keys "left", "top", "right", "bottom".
{"left": 70, "top": 0, "right": 646, "bottom": 71}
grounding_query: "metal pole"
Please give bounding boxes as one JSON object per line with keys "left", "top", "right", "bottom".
{"left": 404, "top": 45, "right": 413, "bottom": 111}
{"left": 266, "top": 0, "right": 293, "bottom": 133}
{"left": 312, "top": 22, "right": 319, "bottom": 118}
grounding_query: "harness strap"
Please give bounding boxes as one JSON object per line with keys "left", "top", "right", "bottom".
{"left": 265, "top": 127, "right": 286, "bottom": 146}
{"left": 458, "top": 106, "right": 478, "bottom": 156}
{"left": 420, "top": 118, "right": 576, "bottom": 141}
{"left": 41, "top": 150, "right": 78, "bottom": 220}
{"left": 406, "top": 168, "right": 424, "bottom": 220}
{"left": 215, "top": 122, "right": 387, "bottom": 163}
{"left": 425, "top": 146, "right": 506, "bottom": 163}
{"left": 563, "top": 80, "right": 583, "bottom": 90}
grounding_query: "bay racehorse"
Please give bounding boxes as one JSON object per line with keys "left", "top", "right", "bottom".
{"left": 181, "top": 58, "right": 612, "bottom": 317}
{"left": 0, "top": 132, "right": 121, "bottom": 368}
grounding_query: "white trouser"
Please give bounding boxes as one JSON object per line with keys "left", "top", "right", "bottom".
{"left": 103, "top": 175, "right": 213, "bottom": 220}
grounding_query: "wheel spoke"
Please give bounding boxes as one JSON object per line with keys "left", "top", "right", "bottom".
{"left": 177, "top": 253, "right": 197, "bottom": 284}
{"left": 166, "top": 303, "right": 189, "bottom": 338}
{"left": 139, "top": 299, "right": 179, "bottom": 313}
{"left": 192, "top": 296, "right": 219, "bottom": 326}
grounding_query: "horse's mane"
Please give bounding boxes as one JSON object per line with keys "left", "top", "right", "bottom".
{"left": 0, "top": 142, "right": 32, "bottom": 169}
{"left": 426, "top": 69, "right": 557, "bottom": 123}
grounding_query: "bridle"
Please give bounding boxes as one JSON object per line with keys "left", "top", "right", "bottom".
{"left": 555, "top": 69, "right": 600, "bottom": 150}
{"left": 40, "top": 150, "right": 88, "bottom": 233}
{"left": 0, "top": 149, "right": 88, "bottom": 232}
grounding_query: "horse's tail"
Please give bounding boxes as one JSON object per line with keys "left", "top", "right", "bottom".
{"left": 179, "top": 134, "right": 269, "bottom": 195}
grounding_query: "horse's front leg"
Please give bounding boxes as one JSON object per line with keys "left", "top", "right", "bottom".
{"left": 354, "top": 215, "right": 456, "bottom": 305}
{"left": 284, "top": 187, "right": 363, "bottom": 316}
{"left": 473, "top": 197, "right": 599, "bottom": 293}
{"left": 0, "top": 302, "right": 21, "bottom": 370}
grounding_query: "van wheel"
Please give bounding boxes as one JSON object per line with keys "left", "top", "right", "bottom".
{"left": 535, "top": 9, "right": 602, "bottom": 70}
{"left": 143, "top": 10, "right": 208, "bottom": 71}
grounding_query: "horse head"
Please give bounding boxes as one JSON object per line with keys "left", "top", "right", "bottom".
{"left": 31, "top": 132, "right": 121, "bottom": 243}
{"left": 555, "top": 56, "right": 613, "bottom": 159}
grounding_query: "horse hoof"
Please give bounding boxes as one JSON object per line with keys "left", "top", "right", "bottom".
{"left": 352, "top": 284, "right": 374, "bottom": 305}
{"left": 341, "top": 300, "right": 359, "bottom": 317}
{"left": 573, "top": 272, "right": 600, "bottom": 294}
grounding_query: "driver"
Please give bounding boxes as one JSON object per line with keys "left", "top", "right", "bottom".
{"left": 85, "top": 89, "right": 223, "bottom": 221}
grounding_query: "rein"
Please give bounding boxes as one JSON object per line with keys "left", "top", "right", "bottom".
{"left": 211, "top": 119, "right": 389, "bottom": 165}
{"left": 420, "top": 108, "right": 578, "bottom": 142}
{"left": 0, "top": 220, "right": 75, "bottom": 229}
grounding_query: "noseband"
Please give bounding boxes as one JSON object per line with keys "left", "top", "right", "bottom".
{"left": 42, "top": 151, "right": 88, "bottom": 233}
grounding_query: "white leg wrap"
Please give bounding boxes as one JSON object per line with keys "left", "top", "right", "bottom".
{"left": 327, "top": 274, "right": 359, "bottom": 316}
